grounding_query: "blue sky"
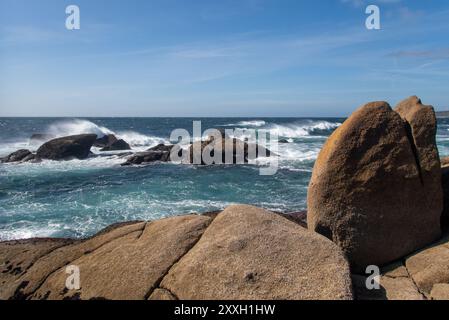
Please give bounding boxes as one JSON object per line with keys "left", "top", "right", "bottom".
{"left": 0, "top": 0, "right": 448, "bottom": 117}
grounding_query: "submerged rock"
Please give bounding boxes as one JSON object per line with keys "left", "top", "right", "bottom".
{"left": 36, "top": 134, "right": 97, "bottom": 160}
{"left": 308, "top": 97, "right": 442, "bottom": 272}
{"left": 100, "top": 139, "right": 131, "bottom": 151}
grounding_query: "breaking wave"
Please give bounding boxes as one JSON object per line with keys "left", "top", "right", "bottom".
{"left": 45, "top": 119, "right": 167, "bottom": 148}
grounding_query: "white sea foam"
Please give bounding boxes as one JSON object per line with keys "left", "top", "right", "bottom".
{"left": 47, "top": 119, "right": 114, "bottom": 138}
{"left": 0, "top": 119, "right": 168, "bottom": 158}
{"left": 263, "top": 121, "right": 341, "bottom": 138}
{"left": 224, "top": 120, "right": 266, "bottom": 127}
{"left": 115, "top": 131, "right": 168, "bottom": 148}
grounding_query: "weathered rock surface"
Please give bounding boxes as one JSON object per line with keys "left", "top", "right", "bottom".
{"left": 0, "top": 238, "right": 75, "bottom": 300}
{"left": 36, "top": 134, "right": 97, "bottom": 160}
{"left": 93, "top": 134, "right": 118, "bottom": 148}
{"left": 31, "top": 215, "right": 211, "bottom": 300}
{"left": 405, "top": 234, "right": 449, "bottom": 297}
{"left": 352, "top": 233, "right": 449, "bottom": 300}
{"left": 158, "top": 205, "right": 353, "bottom": 300}
{"left": 430, "top": 283, "right": 449, "bottom": 300}
{"left": 308, "top": 98, "right": 442, "bottom": 271}
{"left": 1, "top": 149, "right": 33, "bottom": 163}
{"left": 0, "top": 205, "right": 353, "bottom": 300}
{"left": 100, "top": 139, "right": 131, "bottom": 151}
{"left": 352, "top": 262, "right": 424, "bottom": 300}
{"left": 0, "top": 221, "right": 145, "bottom": 299}
{"left": 441, "top": 157, "right": 449, "bottom": 231}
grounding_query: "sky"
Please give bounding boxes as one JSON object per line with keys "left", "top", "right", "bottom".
{"left": 0, "top": 0, "right": 448, "bottom": 117}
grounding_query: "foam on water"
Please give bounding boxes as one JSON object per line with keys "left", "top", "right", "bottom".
{"left": 47, "top": 119, "right": 114, "bottom": 138}
{"left": 224, "top": 120, "right": 267, "bottom": 127}
{"left": 263, "top": 121, "right": 341, "bottom": 138}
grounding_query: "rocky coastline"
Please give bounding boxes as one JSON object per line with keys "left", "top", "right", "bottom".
{"left": 1, "top": 96, "right": 449, "bottom": 300}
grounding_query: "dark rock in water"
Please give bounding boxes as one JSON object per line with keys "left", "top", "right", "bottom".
{"left": 308, "top": 97, "right": 442, "bottom": 272}
{"left": 279, "top": 139, "right": 289, "bottom": 143}
{"left": 122, "top": 144, "right": 182, "bottom": 166}
{"left": 1, "top": 149, "right": 32, "bottom": 163}
{"left": 188, "top": 137, "right": 272, "bottom": 165}
{"left": 122, "top": 151, "right": 166, "bottom": 165}
{"left": 94, "top": 134, "right": 118, "bottom": 148}
{"left": 21, "top": 153, "right": 40, "bottom": 163}
{"left": 147, "top": 144, "right": 174, "bottom": 153}
{"left": 36, "top": 134, "right": 97, "bottom": 160}
{"left": 121, "top": 145, "right": 181, "bottom": 166}
{"left": 100, "top": 139, "right": 131, "bottom": 151}
{"left": 30, "top": 134, "right": 55, "bottom": 143}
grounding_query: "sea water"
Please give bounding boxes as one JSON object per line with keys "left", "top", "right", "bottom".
{"left": 1, "top": 117, "right": 449, "bottom": 240}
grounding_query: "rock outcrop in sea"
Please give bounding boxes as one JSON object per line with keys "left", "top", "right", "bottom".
{"left": 188, "top": 132, "right": 273, "bottom": 165}
{"left": 37, "top": 134, "right": 98, "bottom": 160}
{"left": 1, "top": 149, "right": 35, "bottom": 163}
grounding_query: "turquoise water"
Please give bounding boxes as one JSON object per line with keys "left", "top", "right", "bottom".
{"left": 1, "top": 117, "right": 449, "bottom": 240}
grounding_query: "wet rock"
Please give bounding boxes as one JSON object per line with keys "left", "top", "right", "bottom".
{"left": 1, "top": 149, "right": 32, "bottom": 163}
{"left": 100, "top": 139, "right": 131, "bottom": 151}
{"left": 36, "top": 134, "right": 97, "bottom": 160}
{"left": 93, "top": 134, "right": 118, "bottom": 148}
{"left": 188, "top": 137, "right": 272, "bottom": 165}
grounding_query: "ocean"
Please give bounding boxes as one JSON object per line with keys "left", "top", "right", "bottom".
{"left": 1, "top": 117, "right": 449, "bottom": 241}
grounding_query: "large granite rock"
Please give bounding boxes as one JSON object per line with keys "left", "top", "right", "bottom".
{"left": 157, "top": 205, "right": 353, "bottom": 300}
{"left": 0, "top": 221, "right": 146, "bottom": 299}
{"left": 0, "top": 238, "right": 75, "bottom": 300}
{"left": 0, "top": 205, "right": 353, "bottom": 300}
{"left": 308, "top": 98, "right": 442, "bottom": 272}
{"left": 36, "top": 134, "right": 97, "bottom": 160}
{"left": 441, "top": 157, "right": 449, "bottom": 231}
{"left": 31, "top": 215, "right": 211, "bottom": 300}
